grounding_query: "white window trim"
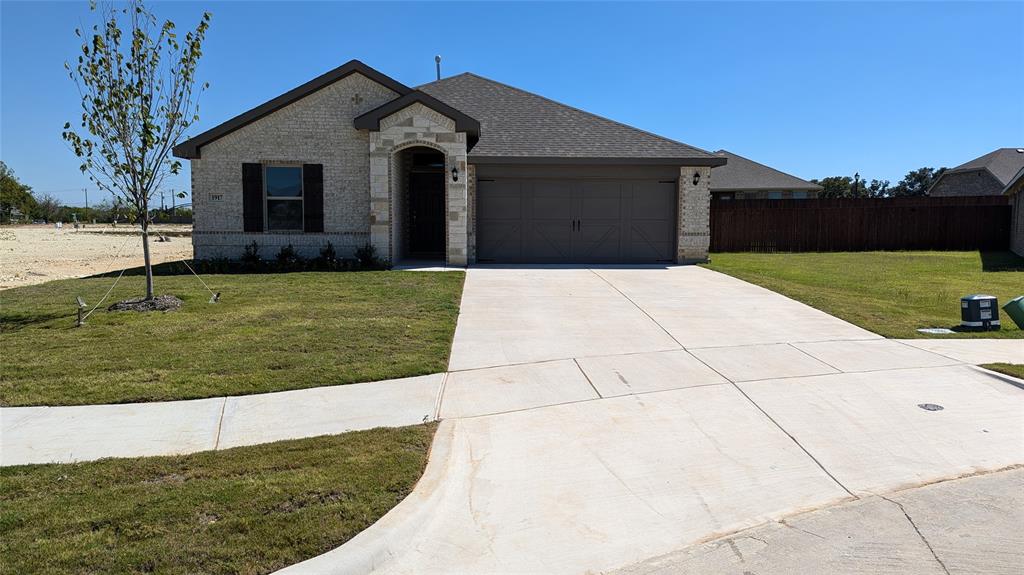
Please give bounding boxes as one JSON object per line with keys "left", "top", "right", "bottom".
{"left": 264, "top": 164, "right": 304, "bottom": 232}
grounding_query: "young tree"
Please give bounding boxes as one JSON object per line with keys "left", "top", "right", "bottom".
{"left": 62, "top": 0, "right": 210, "bottom": 300}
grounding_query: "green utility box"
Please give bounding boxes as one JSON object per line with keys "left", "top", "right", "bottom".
{"left": 1003, "top": 296, "right": 1024, "bottom": 330}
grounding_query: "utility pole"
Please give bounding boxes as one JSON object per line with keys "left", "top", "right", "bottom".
{"left": 84, "top": 188, "right": 89, "bottom": 224}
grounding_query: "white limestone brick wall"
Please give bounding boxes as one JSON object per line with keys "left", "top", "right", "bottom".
{"left": 189, "top": 73, "right": 397, "bottom": 260}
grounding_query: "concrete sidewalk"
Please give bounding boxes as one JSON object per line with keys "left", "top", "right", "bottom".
{"left": 1, "top": 373, "right": 443, "bottom": 466}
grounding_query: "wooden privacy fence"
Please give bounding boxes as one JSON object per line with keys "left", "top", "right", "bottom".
{"left": 710, "top": 196, "right": 1011, "bottom": 252}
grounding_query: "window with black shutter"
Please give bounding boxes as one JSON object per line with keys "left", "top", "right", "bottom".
{"left": 243, "top": 163, "right": 325, "bottom": 232}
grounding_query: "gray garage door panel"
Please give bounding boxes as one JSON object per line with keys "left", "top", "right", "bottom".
{"left": 478, "top": 178, "right": 676, "bottom": 263}
{"left": 527, "top": 182, "right": 574, "bottom": 261}
{"left": 627, "top": 182, "right": 676, "bottom": 261}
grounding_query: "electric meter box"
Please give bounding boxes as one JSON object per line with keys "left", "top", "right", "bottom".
{"left": 960, "top": 294, "right": 1000, "bottom": 331}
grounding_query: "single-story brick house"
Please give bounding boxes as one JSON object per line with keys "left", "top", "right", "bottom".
{"left": 708, "top": 150, "right": 822, "bottom": 200}
{"left": 1004, "top": 166, "right": 1024, "bottom": 257}
{"left": 173, "top": 60, "right": 726, "bottom": 266}
{"left": 927, "top": 147, "right": 1024, "bottom": 197}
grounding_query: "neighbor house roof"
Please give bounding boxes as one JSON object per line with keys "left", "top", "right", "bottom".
{"left": 1003, "top": 166, "right": 1024, "bottom": 196}
{"left": 418, "top": 73, "right": 724, "bottom": 166}
{"left": 939, "top": 148, "right": 1024, "bottom": 187}
{"left": 709, "top": 150, "right": 822, "bottom": 192}
{"left": 172, "top": 60, "right": 412, "bottom": 159}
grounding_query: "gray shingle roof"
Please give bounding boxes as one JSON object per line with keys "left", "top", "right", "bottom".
{"left": 709, "top": 150, "right": 822, "bottom": 191}
{"left": 1002, "top": 166, "right": 1024, "bottom": 195}
{"left": 945, "top": 148, "right": 1024, "bottom": 186}
{"left": 418, "top": 73, "right": 722, "bottom": 165}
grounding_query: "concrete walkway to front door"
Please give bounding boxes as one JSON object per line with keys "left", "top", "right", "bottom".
{"left": 280, "top": 265, "right": 1024, "bottom": 575}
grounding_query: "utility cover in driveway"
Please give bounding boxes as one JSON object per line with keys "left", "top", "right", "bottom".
{"left": 477, "top": 178, "right": 676, "bottom": 263}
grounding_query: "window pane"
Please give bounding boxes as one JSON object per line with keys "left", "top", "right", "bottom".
{"left": 267, "top": 199, "right": 303, "bottom": 230}
{"left": 793, "top": 191, "right": 808, "bottom": 199}
{"left": 767, "top": 191, "right": 782, "bottom": 200}
{"left": 266, "top": 166, "right": 303, "bottom": 197}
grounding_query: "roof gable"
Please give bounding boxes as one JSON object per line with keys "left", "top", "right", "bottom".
{"left": 1002, "top": 166, "right": 1024, "bottom": 196}
{"left": 353, "top": 90, "right": 480, "bottom": 149}
{"left": 173, "top": 60, "right": 411, "bottom": 159}
{"left": 418, "top": 73, "right": 723, "bottom": 165}
{"left": 710, "top": 150, "right": 822, "bottom": 191}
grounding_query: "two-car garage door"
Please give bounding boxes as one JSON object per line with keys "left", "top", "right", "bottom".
{"left": 476, "top": 178, "right": 677, "bottom": 263}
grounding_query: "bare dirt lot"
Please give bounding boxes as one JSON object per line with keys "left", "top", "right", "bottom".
{"left": 0, "top": 224, "right": 193, "bottom": 290}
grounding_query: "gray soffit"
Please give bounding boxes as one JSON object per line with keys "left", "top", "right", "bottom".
{"left": 172, "top": 60, "right": 412, "bottom": 159}
{"left": 710, "top": 150, "right": 822, "bottom": 192}
{"left": 418, "top": 72, "right": 723, "bottom": 165}
{"left": 353, "top": 90, "right": 481, "bottom": 150}
{"left": 471, "top": 156, "right": 725, "bottom": 166}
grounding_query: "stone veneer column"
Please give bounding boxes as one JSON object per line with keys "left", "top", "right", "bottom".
{"left": 445, "top": 150, "right": 469, "bottom": 266}
{"left": 367, "top": 103, "right": 469, "bottom": 267}
{"left": 677, "top": 166, "right": 712, "bottom": 263}
{"left": 368, "top": 139, "right": 392, "bottom": 262}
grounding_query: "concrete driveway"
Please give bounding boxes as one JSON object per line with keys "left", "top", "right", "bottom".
{"left": 281, "top": 265, "right": 1024, "bottom": 574}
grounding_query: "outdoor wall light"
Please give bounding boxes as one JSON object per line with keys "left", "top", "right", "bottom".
{"left": 692, "top": 171, "right": 701, "bottom": 186}
{"left": 451, "top": 165, "right": 459, "bottom": 182}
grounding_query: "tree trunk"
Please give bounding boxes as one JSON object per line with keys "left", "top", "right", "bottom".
{"left": 141, "top": 216, "right": 154, "bottom": 300}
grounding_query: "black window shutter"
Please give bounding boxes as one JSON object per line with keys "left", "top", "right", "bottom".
{"left": 242, "top": 163, "right": 263, "bottom": 232}
{"left": 303, "top": 164, "right": 324, "bottom": 233}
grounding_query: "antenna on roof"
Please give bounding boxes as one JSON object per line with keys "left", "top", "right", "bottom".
{"left": 435, "top": 55, "right": 441, "bottom": 81}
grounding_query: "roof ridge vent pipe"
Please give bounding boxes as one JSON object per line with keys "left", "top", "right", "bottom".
{"left": 435, "top": 55, "right": 441, "bottom": 81}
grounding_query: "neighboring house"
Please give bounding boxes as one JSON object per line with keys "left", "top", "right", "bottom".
{"left": 173, "top": 60, "right": 725, "bottom": 266}
{"left": 1004, "top": 167, "right": 1024, "bottom": 257}
{"left": 927, "top": 148, "right": 1024, "bottom": 197}
{"left": 708, "top": 150, "right": 822, "bottom": 200}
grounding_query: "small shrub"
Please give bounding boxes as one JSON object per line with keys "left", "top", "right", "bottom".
{"left": 241, "top": 241, "right": 260, "bottom": 268}
{"left": 275, "top": 244, "right": 304, "bottom": 270}
{"left": 355, "top": 243, "right": 386, "bottom": 270}
{"left": 318, "top": 242, "right": 341, "bottom": 271}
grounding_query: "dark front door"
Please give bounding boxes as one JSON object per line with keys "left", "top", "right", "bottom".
{"left": 408, "top": 171, "right": 446, "bottom": 258}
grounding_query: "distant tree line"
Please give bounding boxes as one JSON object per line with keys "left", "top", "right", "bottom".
{"left": 812, "top": 167, "right": 946, "bottom": 199}
{"left": 1, "top": 161, "right": 190, "bottom": 224}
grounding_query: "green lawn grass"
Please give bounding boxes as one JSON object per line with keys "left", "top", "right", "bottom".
{"left": 704, "top": 251, "right": 1024, "bottom": 339}
{"left": 0, "top": 271, "right": 464, "bottom": 406}
{"left": 981, "top": 364, "right": 1024, "bottom": 379}
{"left": 0, "top": 424, "right": 436, "bottom": 575}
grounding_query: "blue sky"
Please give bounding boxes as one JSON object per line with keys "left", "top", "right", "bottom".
{"left": 2, "top": 1, "right": 1022, "bottom": 206}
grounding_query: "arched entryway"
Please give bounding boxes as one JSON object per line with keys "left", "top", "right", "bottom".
{"left": 393, "top": 146, "right": 447, "bottom": 262}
